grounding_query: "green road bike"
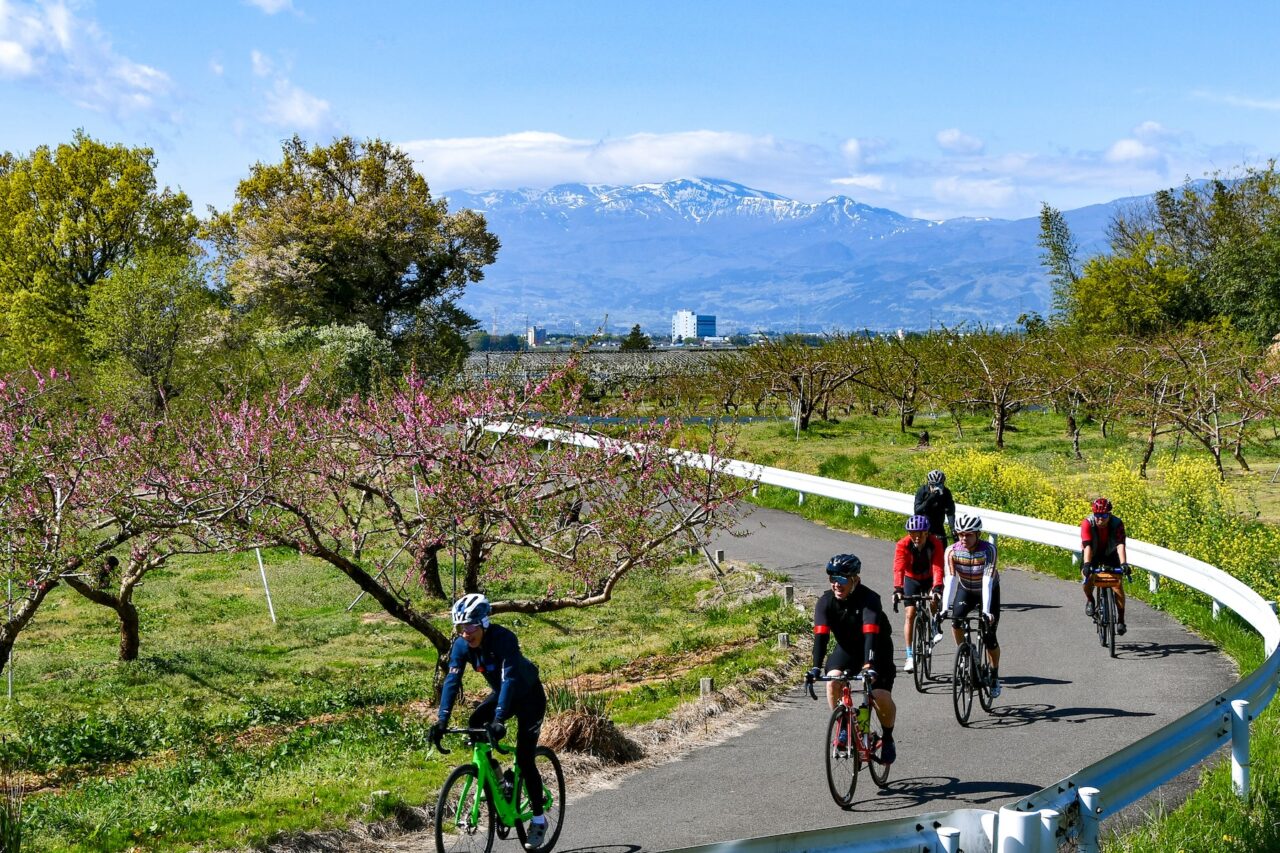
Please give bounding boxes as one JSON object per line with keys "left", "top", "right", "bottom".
{"left": 432, "top": 726, "right": 565, "bottom": 853}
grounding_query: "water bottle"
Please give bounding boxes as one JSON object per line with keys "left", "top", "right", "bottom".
{"left": 501, "top": 768, "right": 514, "bottom": 799}
{"left": 857, "top": 705, "right": 870, "bottom": 731}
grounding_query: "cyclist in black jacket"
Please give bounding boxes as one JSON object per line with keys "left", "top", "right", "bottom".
{"left": 805, "top": 553, "right": 898, "bottom": 764}
{"left": 429, "top": 593, "right": 550, "bottom": 851}
{"left": 914, "top": 469, "right": 956, "bottom": 547}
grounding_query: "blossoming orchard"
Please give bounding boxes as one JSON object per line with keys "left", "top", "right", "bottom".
{"left": 0, "top": 367, "right": 745, "bottom": 690}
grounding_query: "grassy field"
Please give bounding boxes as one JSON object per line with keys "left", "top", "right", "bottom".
{"left": 5, "top": 545, "right": 801, "bottom": 851}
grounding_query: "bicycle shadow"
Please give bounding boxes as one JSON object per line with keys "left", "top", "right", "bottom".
{"left": 848, "top": 775, "right": 1042, "bottom": 811}
{"left": 1000, "top": 602, "right": 1062, "bottom": 613}
{"left": 558, "top": 846, "right": 641, "bottom": 853}
{"left": 999, "top": 675, "right": 1072, "bottom": 688}
{"left": 1115, "top": 640, "right": 1218, "bottom": 660}
{"left": 962, "top": 702, "right": 1155, "bottom": 730}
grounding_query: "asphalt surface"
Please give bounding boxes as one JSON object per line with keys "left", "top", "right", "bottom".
{"left": 549, "top": 506, "right": 1237, "bottom": 852}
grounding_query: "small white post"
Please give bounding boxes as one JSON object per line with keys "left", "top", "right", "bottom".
{"left": 715, "top": 549, "right": 725, "bottom": 563}
{"left": 1231, "top": 699, "right": 1251, "bottom": 799}
{"left": 783, "top": 584, "right": 794, "bottom": 607}
{"left": 1213, "top": 599, "right": 1222, "bottom": 620}
{"left": 937, "top": 826, "right": 961, "bottom": 853}
{"left": 1071, "top": 550, "right": 1080, "bottom": 566}
{"left": 995, "top": 805, "right": 1042, "bottom": 852}
{"left": 990, "top": 533, "right": 999, "bottom": 550}
{"left": 797, "top": 491, "right": 805, "bottom": 505}
{"left": 1148, "top": 571, "right": 1160, "bottom": 594}
{"left": 751, "top": 485, "right": 759, "bottom": 497}
{"left": 255, "top": 548, "right": 277, "bottom": 624}
{"left": 776, "top": 633, "right": 790, "bottom": 649}
{"left": 1038, "top": 809, "right": 1060, "bottom": 851}
{"left": 1077, "top": 787, "right": 1102, "bottom": 853}
{"left": 699, "top": 677, "right": 714, "bottom": 698}
{"left": 852, "top": 503, "right": 861, "bottom": 517}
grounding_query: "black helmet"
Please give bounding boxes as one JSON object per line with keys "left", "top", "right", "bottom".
{"left": 825, "top": 553, "right": 862, "bottom": 578}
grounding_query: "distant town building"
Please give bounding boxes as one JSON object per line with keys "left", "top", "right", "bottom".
{"left": 527, "top": 326, "right": 547, "bottom": 347}
{"left": 671, "top": 310, "right": 716, "bottom": 342}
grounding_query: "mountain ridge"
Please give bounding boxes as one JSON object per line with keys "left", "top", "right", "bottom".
{"left": 445, "top": 177, "right": 1131, "bottom": 334}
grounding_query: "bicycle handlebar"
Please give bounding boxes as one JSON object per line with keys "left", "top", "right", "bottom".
{"left": 430, "top": 726, "right": 513, "bottom": 756}
{"left": 893, "top": 592, "right": 937, "bottom": 613}
{"left": 804, "top": 669, "right": 876, "bottom": 700}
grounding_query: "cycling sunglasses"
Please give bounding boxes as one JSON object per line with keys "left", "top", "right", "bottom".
{"left": 829, "top": 575, "right": 851, "bottom": 585}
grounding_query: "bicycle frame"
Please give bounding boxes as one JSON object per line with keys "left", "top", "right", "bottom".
{"left": 438, "top": 729, "right": 533, "bottom": 828}
{"left": 809, "top": 672, "right": 880, "bottom": 765}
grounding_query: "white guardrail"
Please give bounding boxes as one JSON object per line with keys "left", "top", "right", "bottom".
{"left": 499, "top": 423, "right": 1280, "bottom": 853}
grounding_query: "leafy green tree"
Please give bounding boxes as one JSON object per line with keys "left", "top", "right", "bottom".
{"left": 85, "top": 251, "right": 218, "bottom": 412}
{"left": 206, "top": 135, "right": 500, "bottom": 372}
{"left": 620, "top": 324, "right": 653, "bottom": 352}
{"left": 0, "top": 131, "right": 197, "bottom": 368}
{"left": 1039, "top": 203, "right": 1080, "bottom": 319}
{"left": 1070, "top": 232, "right": 1192, "bottom": 336}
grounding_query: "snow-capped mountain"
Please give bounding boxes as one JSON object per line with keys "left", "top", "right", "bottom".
{"left": 444, "top": 177, "right": 1123, "bottom": 334}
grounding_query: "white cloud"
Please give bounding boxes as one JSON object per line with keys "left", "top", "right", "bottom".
{"left": 262, "top": 78, "right": 330, "bottom": 131}
{"left": 245, "top": 0, "right": 296, "bottom": 13}
{"left": 401, "top": 130, "right": 836, "bottom": 193}
{"left": 1105, "top": 138, "right": 1163, "bottom": 166}
{"left": 936, "top": 128, "right": 984, "bottom": 155}
{"left": 209, "top": 58, "right": 224, "bottom": 76}
{"left": 0, "top": 39, "right": 33, "bottom": 76}
{"left": 0, "top": 0, "right": 172, "bottom": 115}
{"left": 932, "top": 175, "right": 1016, "bottom": 208}
{"left": 250, "top": 49, "right": 272, "bottom": 77}
{"left": 832, "top": 174, "right": 886, "bottom": 191}
{"left": 1193, "top": 88, "right": 1280, "bottom": 111}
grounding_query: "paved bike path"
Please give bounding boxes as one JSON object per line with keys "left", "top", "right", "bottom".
{"left": 549, "top": 506, "right": 1236, "bottom": 852}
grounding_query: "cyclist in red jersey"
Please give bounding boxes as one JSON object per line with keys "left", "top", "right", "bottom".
{"left": 1081, "top": 497, "right": 1132, "bottom": 634}
{"left": 892, "top": 515, "right": 944, "bottom": 673}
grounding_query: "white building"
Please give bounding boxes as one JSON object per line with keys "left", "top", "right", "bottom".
{"left": 527, "top": 326, "right": 547, "bottom": 347}
{"left": 671, "top": 310, "right": 716, "bottom": 342}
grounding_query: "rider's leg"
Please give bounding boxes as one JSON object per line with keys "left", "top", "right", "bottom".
{"left": 871, "top": 688, "right": 897, "bottom": 728}
{"left": 903, "top": 603, "right": 916, "bottom": 649}
{"left": 513, "top": 687, "right": 548, "bottom": 818}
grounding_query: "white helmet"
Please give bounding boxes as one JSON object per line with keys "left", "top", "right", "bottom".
{"left": 953, "top": 512, "right": 982, "bottom": 533}
{"left": 451, "top": 593, "right": 491, "bottom": 627}
{"left": 927, "top": 469, "right": 945, "bottom": 486}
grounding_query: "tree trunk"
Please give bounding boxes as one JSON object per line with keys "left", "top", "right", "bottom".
{"left": 464, "top": 535, "right": 484, "bottom": 594}
{"left": 418, "top": 545, "right": 447, "bottom": 600}
{"left": 118, "top": 600, "right": 140, "bottom": 661}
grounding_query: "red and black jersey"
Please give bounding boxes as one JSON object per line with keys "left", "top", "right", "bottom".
{"left": 812, "top": 584, "right": 892, "bottom": 670}
{"left": 1082, "top": 514, "right": 1126, "bottom": 567}
{"left": 893, "top": 533, "right": 945, "bottom": 588}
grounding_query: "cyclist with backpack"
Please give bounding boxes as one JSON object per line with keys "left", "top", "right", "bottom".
{"left": 941, "top": 513, "right": 1002, "bottom": 698}
{"left": 429, "top": 593, "right": 551, "bottom": 851}
{"left": 914, "top": 469, "right": 957, "bottom": 547}
{"left": 1081, "top": 497, "right": 1132, "bottom": 634}
{"left": 805, "top": 553, "right": 899, "bottom": 764}
{"left": 892, "top": 515, "right": 945, "bottom": 673}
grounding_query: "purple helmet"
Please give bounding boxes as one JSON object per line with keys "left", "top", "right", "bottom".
{"left": 906, "top": 515, "right": 930, "bottom": 532}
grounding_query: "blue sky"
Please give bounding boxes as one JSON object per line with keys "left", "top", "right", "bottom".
{"left": 2, "top": 0, "right": 1278, "bottom": 220}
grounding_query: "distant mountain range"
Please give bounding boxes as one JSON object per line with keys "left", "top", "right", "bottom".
{"left": 444, "top": 177, "right": 1137, "bottom": 334}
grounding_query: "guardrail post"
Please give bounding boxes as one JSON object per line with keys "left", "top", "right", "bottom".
{"left": 1232, "top": 699, "right": 1252, "bottom": 799}
{"left": 1077, "top": 787, "right": 1102, "bottom": 853}
{"left": 853, "top": 503, "right": 861, "bottom": 517}
{"left": 797, "top": 491, "right": 805, "bottom": 506}
{"left": 937, "top": 826, "right": 961, "bottom": 853}
{"left": 1148, "top": 571, "right": 1160, "bottom": 594}
{"left": 1071, "top": 550, "right": 1080, "bottom": 567}
{"left": 1213, "top": 599, "right": 1222, "bottom": 620}
{"left": 751, "top": 485, "right": 759, "bottom": 497}
{"left": 996, "top": 805, "right": 1043, "bottom": 852}
{"left": 1038, "top": 809, "right": 1060, "bottom": 851}
{"left": 990, "top": 533, "right": 999, "bottom": 550}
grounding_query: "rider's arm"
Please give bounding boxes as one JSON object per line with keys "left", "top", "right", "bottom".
{"left": 1080, "top": 517, "right": 1095, "bottom": 566}
{"left": 981, "top": 541, "right": 999, "bottom": 617}
{"left": 913, "top": 483, "right": 929, "bottom": 515}
{"left": 860, "top": 593, "right": 883, "bottom": 665}
{"left": 812, "top": 596, "right": 832, "bottom": 669}
{"left": 930, "top": 534, "right": 945, "bottom": 587}
{"left": 1115, "top": 518, "right": 1128, "bottom": 566}
{"left": 892, "top": 538, "right": 909, "bottom": 589}
{"left": 436, "top": 637, "right": 470, "bottom": 722}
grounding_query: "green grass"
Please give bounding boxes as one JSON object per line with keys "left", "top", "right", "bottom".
{"left": 8, "top": 545, "right": 795, "bottom": 851}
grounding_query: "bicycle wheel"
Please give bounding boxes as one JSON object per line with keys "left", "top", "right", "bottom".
{"left": 1103, "top": 587, "right": 1117, "bottom": 658}
{"left": 952, "top": 643, "right": 974, "bottom": 726}
{"left": 1095, "top": 591, "right": 1108, "bottom": 647}
{"left": 435, "top": 764, "right": 495, "bottom": 853}
{"left": 976, "top": 632, "right": 994, "bottom": 713}
{"left": 825, "top": 705, "right": 860, "bottom": 808}
{"left": 864, "top": 703, "right": 891, "bottom": 788}
{"left": 922, "top": 609, "right": 936, "bottom": 682}
{"left": 514, "top": 747, "right": 565, "bottom": 853}
{"left": 912, "top": 611, "right": 928, "bottom": 692}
